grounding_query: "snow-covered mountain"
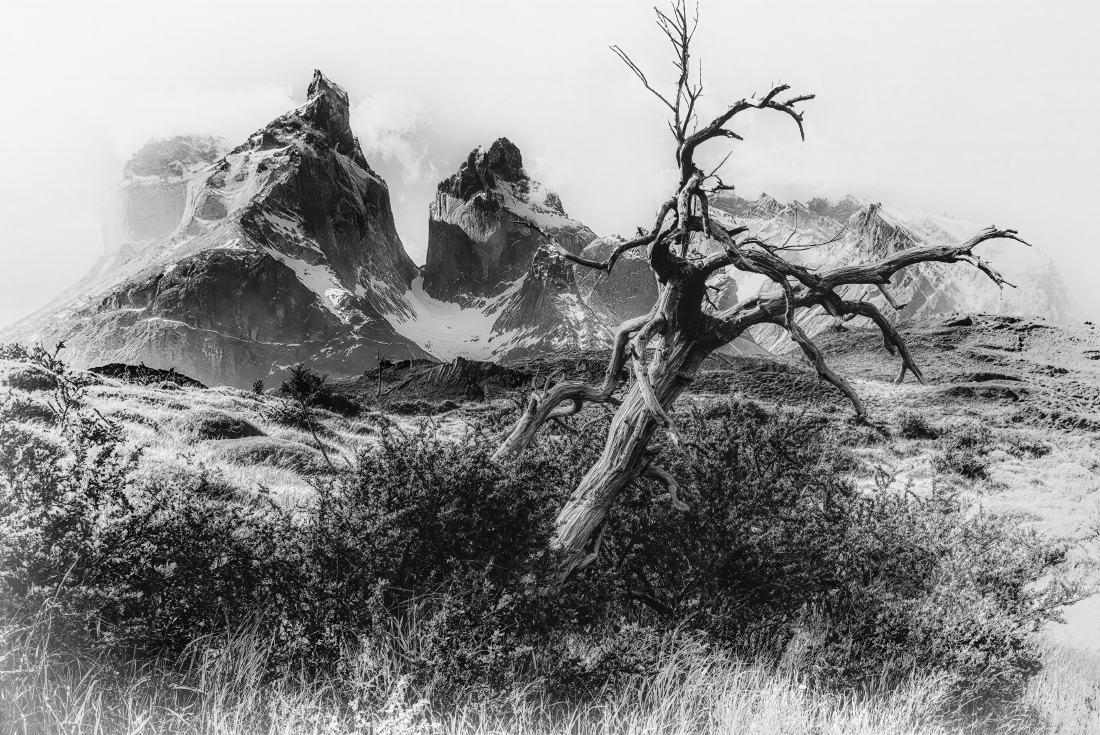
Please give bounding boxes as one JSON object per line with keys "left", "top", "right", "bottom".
{"left": 0, "top": 77, "right": 1082, "bottom": 385}
{"left": 701, "top": 193, "right": 1082, "bottom": 351}
{"left": 384, "top": 138, "right": 612, "bottom": 360}
{"left": 0, "top": 72, "right": 430, "bottom": 387}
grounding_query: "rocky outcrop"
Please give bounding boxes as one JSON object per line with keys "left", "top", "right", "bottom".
{"left": 423, "top": 138, "right": 596, "bottom": 302}
{"left": 575, "top": 236, "right": 659, "bottom": 324}
{"left": 489, "top": 246, "right": 611, "bottom": 358}
{"left": 2, "top": 71, "right": 428, "bottom": 387}
{"left": 387, "top": 138, "right": 608, "bottom": 361}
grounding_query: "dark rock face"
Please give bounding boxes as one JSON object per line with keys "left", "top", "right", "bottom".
{"left": 423, "top": 137, "right": 596, "bottom": 302}
{"left": 2, "top": 71, "right": 428, "bottom": 387}
{"left": 489, "top": 246, "right": 610, "bottom": 357}
{"left": 415, "top": 137, "right": 608, "bottom": 357}
{"left": 575, "top": 236, "right": 659, "bottom": 323}
{"left": 88, "top": 363, "right": 206, "bottom": 389}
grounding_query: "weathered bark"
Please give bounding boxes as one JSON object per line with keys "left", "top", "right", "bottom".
{"left": 554, "top": 331, "right": 708, "bottom": 576}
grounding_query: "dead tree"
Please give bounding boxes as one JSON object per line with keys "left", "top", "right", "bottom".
{"left": 493, "top": 1, "right": 1027, "bottom": 579}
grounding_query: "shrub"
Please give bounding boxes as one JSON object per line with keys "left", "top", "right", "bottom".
{"left": 208, "top": 436, "right": 324, "bottom": 473}
{"left": 279, "top": 364, "right": 360, "bottom": 419}
{"left": 251, "top": 379, "right": 265, "bottom": 395}
{"left": 0, "top": 343, "right": 31, "bottom": 361}
{"left": 797, "top": 487, "right": 1072, "bottom": 718}
{"left": 590, "top": 401, "right": 1073, "bottom": 719}
{"left": 0, "top": 363, "right": 1075, "bottom": 723}
{"left": 0, "top": 363, "right": 59, "bottom": 392}
{"left": 936, "top": 448, "right": 989, "bottom": 479}
{"left": 897, "top": 409, "right": 940, "bottom": 439}
{"left": 599, "top": 401, "right": 854, "bottom": 642}
{"left": 172, "top": 409, "right": 265, "bottom": 442}
{"left": 0, "top": 392, "right": 56, "bottom": 425}
{"left": 0, "top": 417, "right": 297, "bottom": 659}
{"left": 1001, "top": 433, "right": 1051, "bottom": 459}
{"left": 285, "top": 428, "right": 606, "bottom": 698}
{"left": 935, "top": 421, "right": 994, "bottom": 479}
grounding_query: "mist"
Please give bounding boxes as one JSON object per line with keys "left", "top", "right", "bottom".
{"left": 1, "top": 0, "right": 1097, "bottom": 328}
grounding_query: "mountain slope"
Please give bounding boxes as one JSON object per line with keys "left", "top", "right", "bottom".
{"left": 388, "top": 138, "right": 611, "bottom": 360}
{"left": 704, "top": 193, "right": 1082, "bottom": 351}
{"left": 1, "top": 71, "right": 429, "bottom": 387}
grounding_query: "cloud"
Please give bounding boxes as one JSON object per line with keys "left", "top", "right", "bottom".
{"left": 102, "top": 84, "right": 297, "bottom": 161}
{"left": 528, "top": 155, "right": 576, "bottom": 192}
{"left": 351, "top": 91, "right": 439, "bottom": 185}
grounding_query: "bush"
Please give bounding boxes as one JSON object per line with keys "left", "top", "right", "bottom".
{"left": 590, "top": 401, "right": 1072, "bottom": 718}
{"left": 0, "top": 391, "right": 56, "bottom": 425}
{"left": 0, "top": 363, "right": 59, "bottom": 392}
{"left": 935, "top": 421, "right": 994, "bottom": 480}
{"left": 0, "top": 343, "right": 31, "bottom": 361}
{"left": 172, "top": 409, "right": 265, "bottom": 442}
{"left": 599, "top": 401, "right": 854, "bottom": 642}
{"left": 283, "top": 428, "right": 610, "bottom": 699}
{"left": 278, "top": 364, "right": 360, "bottom": 419}
{"left": 897, "top": 409, "right": 940, "bottom": 439}
{"left": 208, "top": 436, "right": 324, "bottom": 473}
{"left": 1001, "top": 433, "right": 1052, "bottom": 459}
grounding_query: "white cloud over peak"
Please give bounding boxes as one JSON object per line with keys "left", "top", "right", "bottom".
{"left": 351, "top": 91, "right": 439, "bottom": 186}
{"left": 103, "top": 84, "right": 297, "bottom": 163}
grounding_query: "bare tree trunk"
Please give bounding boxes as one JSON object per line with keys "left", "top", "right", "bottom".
{"left": 555, "top": 331, "right": 708, "bottom": 577}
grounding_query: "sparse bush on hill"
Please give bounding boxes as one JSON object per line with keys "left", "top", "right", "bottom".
{"left": 898, "top": 410, "right": 941, "bottom": 440}
{"left": 0, "top": 391, "right": 56, "bottom": 425}
{"left": 278, "top": 363, "right": 360, "bottom": 419}
{"left": 209, "top": 436, "right": 325, "bottom": 473}
{"left": 0, "top": 362, "right": 60, "bottom": 392}
{"left": 936, "top": 421, "right": 994, "bottom": 480}
{"left": 172, "top": 408, "right": 266, "bottom": 442}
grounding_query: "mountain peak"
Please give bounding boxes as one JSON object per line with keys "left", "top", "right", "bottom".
{"left": 292, "top": 70, "right": 365, "bottom": 167}
{"left": 438, "top": 137, "right": 531, "bottom": 201}
{"left": 306, "top": 69, "right": 350, "bottom": 106}
{"left": 483, "top": 137, "right": 526, "bottom": 184}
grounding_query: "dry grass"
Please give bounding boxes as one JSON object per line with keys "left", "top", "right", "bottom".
{"left": 0, "top": 623, "right": 967, "bottom": 735}
{"left": 1022, "top": 640, "right": 1100, "bottom": 735}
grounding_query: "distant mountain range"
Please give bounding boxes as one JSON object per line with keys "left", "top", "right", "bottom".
{"left": 0, "top": 72, "right": 1082, "bottom": 387}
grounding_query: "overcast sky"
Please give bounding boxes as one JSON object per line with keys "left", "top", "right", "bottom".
{"left": 1, "top": 0, "right": 1097, "bottom": 328}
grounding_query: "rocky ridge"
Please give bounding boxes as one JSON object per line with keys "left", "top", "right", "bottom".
{"left": 704, "top": 192, "right": 1083, "bottom": 351}
{"left": 0, "top": 84, "right": 1085, "bottom": 386}
{"left": 385, "top": 138, "right": 612, "bottom": 360}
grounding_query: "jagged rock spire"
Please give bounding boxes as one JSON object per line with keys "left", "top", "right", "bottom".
{"left": 297, "top": 69, "right": 368, "bottom": 169}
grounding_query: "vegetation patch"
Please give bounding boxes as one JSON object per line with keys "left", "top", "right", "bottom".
{"left": 898, "top": 409, "right": 942, "bottom": 440}
{"left": 207, "top": 436, "right": 324, "bottom": 473}
{"left": 0, "top": 391, "right": 56, "bottom": 425}
{"left": 0, "top": 360, "right": 1081, "bottom": 732}
{"left": 0, "top": 361, "right": 59, "bottom": 392}
{"left": 172, "top": 408, "right": 265, "bottom": 442}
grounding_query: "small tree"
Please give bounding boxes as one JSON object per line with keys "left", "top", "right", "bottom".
{"left": 495, "top": 1, "right": 1026, "bottom": 578}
